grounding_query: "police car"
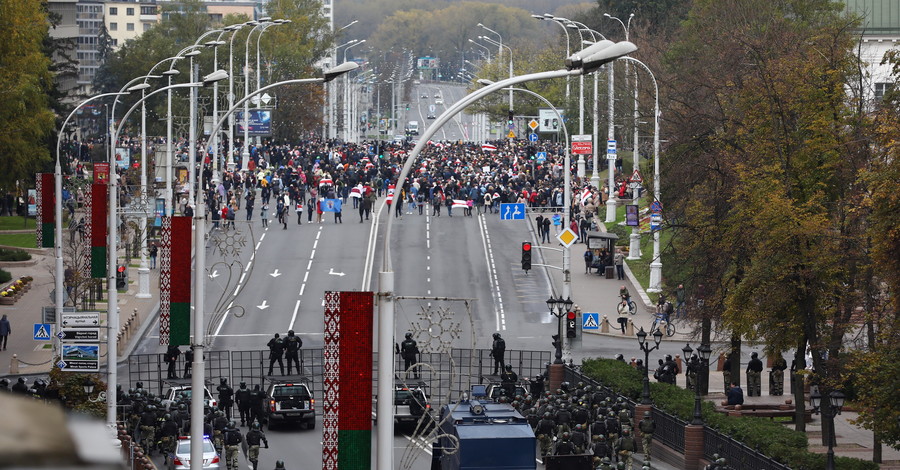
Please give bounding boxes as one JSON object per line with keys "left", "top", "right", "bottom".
{"left": 168, "top": 436, "right": 220, "bottom": 469}
{"left": 161, "top": 385, "right": 217, "bottom": 411}
{"left": 373, "top": 381, "right": 434, "bottom": 427}
{"left": 265, "top": 379, "right": 316, "bottom": 430}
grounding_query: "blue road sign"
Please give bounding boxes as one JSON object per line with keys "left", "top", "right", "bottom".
{"left": 536, "top": 151, "right": 547, "bottom": 163}
{"left": 500, "top": 203, "right": 526, "bottom": 220}
{"left": 34, "top": 323, "right": 52, "bottom": 341}
{"left": 582, "top": 313, "right": 600, "bottom": 330}
{"left": 528, "top": 133, "right": 539, "bottom": 142}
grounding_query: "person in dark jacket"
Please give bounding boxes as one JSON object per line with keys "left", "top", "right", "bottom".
{"left": 267, "top": 333, "right": 285, "bottom": 375}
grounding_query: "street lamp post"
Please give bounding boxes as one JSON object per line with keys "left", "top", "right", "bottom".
{"left": 479, "top": 36, "right": 514, "bottom": 121}
{"left": 811, "top": 389, "right": 846, "bottom": 470}
{"left": 227, "top": 22, "right": 257, "bottom": 172}
{"left": 636, "top": 327, "right": 663, "bottom": 404}
{"left": 375, "top": 38, "right": 636, "bottom": 470}
{"left": 533, "top": 14, "right": 572, "bottom": 100}
{"left": 241, "top": 19, "right": 273, "bottom": 171}
{"left": 343, "top": 40, "right": 366, "bottom": 142}
{"left": 683, "top": 343, "right": 712, "bottom": 425}
{"left": 546, "top": 296, "right": 574, "bottom": 364}
{"left": 468, "top": 39, "right": 492, "bottom": 63}
{"left": 333, "top": 39, "right": 359, "bottom": 140}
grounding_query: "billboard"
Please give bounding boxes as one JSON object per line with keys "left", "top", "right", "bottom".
{"left": 114, "top": 147, "right": 130, "bottom": 169}
{"left": 417, "top": 57, "right": 439, "bottom": 69}
{"left": 235, "top": 109, "right": 272, "bottom": 136}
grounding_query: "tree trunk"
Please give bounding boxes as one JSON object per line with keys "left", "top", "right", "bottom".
{"left": 729, "top": 334, "right": 741, "bottom": 387}
{"left": 793, "top": 340, "right": 807, "bottom": 433}
{"left": 700, "top": 315, "right": 711, "bottom": 395}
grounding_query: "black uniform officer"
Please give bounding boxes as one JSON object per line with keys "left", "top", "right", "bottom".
{"left": 284, "top": 330, "right": 302, "bottom": 375}
{"left": 217, "top": 378, "right": 235, "bottom": 420}
{"left": 245, "top": 422, "right": 269, "bottom": 470}
{"left": 500, "top": 364, "right": 518, "bottom": 398}
{"left": 235, "top": 381, "right": 252, "bottom": 426}
{"left": 400, "top": 333, "right": 419, "bottom": 379}
{"left": 267, "top": 333, "right": 285, "bottom": 376}
{"left": 490, "top": 333, "right": 506, "bottom": 375}
{"left": 165, "top": 344, "right": 180, "bottom": 379}
{"left": 248, "top": 384, "right": 265, "bottom": 425}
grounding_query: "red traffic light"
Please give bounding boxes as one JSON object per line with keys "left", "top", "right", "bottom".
{"left": 117, "top": 266, "right": 126, "bottom": 273}
{"left": 567, "top": 311, "right": 576, "bottom": 320}
{"left": 522, "top": 242, "right": 531, "bottom": 252}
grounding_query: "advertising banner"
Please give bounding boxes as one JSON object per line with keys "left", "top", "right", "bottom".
{"left": 235, "top": 110, "right": 272, "bottom": 136}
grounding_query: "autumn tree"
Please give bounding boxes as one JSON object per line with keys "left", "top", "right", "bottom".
{"left": 663, "top": 1, "right": 873, "bottom": 449}
{"left": 0, "top": 0, "right": 56, "bottom": 188}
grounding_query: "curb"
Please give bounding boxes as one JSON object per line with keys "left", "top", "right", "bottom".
{"left": 117, "top": 300, "right": 160, "bottom": 365}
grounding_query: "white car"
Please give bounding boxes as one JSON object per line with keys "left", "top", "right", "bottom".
{"left": 169, "top": 436, "right": 220, "bottom": 469}
{"left": 435, "top": 98, "right": 444, "bottom": 105}
{"left": 161, "top": 385, "right": 217, "bottom": 411}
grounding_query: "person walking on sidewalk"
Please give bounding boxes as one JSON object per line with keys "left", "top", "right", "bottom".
{"left": 614, "top": 249, "right": 625, "bottom": 280}
{"left": 149, "top": 244, "right": 158, "bottom": 269}
{"left": 0, "top": 314, "right": 10, "bottom": 350}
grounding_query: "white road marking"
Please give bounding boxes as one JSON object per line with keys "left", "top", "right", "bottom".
{"left": 478, "top": 213, "right": 506, "bottom": 331}
{"left": 255, "top": 241, "right": 261, "bottom": 250}
{"left": 288, "top": 299, "right": 301, "bottom": 330}
{"left": 299, "top": 284, "right": 305, "bottom": 296}
{"left": 260, "top": 233, "right": 265, "bottom": 241}
{"left": 244, "top": 260, "right": 252, "bottom": 272}
{"left": 313, "top": 239, "right": 318, "bottom": 249}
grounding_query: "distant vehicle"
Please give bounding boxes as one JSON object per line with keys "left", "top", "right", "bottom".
{"left": 406, "top": 120, "right": 420, "bottom": 135}
{"left": 161, "top": 385, "right": 216, "bottom": 411}
{"left": 373, "top": 382, "right": 434, "bottom": 427}
{"left": 168, "top": 435, "right": 220, "bottom": 470}
{"left": 435, "top": 98, "right": 444, "bottom": 105}
{"left": 434, "top": 93, "right": 441, "bottom": 98}
{"left": 265, "top": 379, "right": 316, "bottom": 430}
{"left": 421, "top": 93, "right": 428, "bottom": 98}
{"left": 393, "top": 134, "right": 407, "bottom": 144}
{"left": 427, "top": 114, "right": 436, "bottom": 120}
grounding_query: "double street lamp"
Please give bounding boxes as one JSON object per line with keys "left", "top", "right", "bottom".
{"left": 636, "top": 327, "right": 663, "bottom": 404}
{"left": 546, "top": 296, "right": 573, "bottom": 364}
{"left": 810, "top": 389, "right": 846, "bottom": 470}
{"left": 682, "top": 343, "right": 712, "bottom": 425}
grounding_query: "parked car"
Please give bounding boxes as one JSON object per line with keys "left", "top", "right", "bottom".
{"left": 161, "top": 385, "right": 216, "bottom": 411}
{"left": 373, "top": 382, "right": 434, "bottom": 427}
{"left": 265, "top": 379, "right": 316, "bottom": 430}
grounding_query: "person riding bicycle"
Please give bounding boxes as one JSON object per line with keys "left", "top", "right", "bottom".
{"left": 656, "top": 294, "right": 673, "bottom": 323}
{"left": 619, "top": 286, "right": 631, "bottom": 305}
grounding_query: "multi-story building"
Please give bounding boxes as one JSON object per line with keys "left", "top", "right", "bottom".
{"left": 843, "top": 0, "right": 900, "bottom": 104}
{"left": 104, "top": 1, "right": 158, "bottom": 49}
{"left": 75, "top": 1, "right": 104, "bottom": 93}
{"left": 47, "top": 0, "right": 81, "bottom": 96}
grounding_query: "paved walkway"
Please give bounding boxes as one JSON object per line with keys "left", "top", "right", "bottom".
{"left": 528, "top": 212, "right": 896, "bottom": 468}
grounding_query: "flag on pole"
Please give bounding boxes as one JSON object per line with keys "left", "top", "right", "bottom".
{"left": 320, "top": 199, "right": 343, "bottom": 213}
{"left": 350, "top": 186, "right": 362, "bottom": 199}
{"left": 482, "top": 143, "right": 498, "bottom": 152}
{"left": 90, "top": 183, "right": 108, "bottom": 278}
{"left": 36, "top": 173, "right": 54, "bottom": 248}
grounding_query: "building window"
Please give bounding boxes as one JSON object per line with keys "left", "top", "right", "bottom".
{"left": 141, "top": 6, "right": 155, "bottom": 15}
{"left": 143, "top": 23, "right": 151, "bottom": 31}
{"left": 127, "top": 7, "right": 134, "bottom": 15}
{"left": 110, "top": 22, "right": 117, "bottom": 31}
{"left": 127, "top": 23, "right": 134, "bottom": 31}
{"left": 109, "top": 7, "right": 117, "bottom": 15}
{"left": 875, "top": 83, "right": 893, "bottom": 101}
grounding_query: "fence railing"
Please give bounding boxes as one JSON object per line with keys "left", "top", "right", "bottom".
{"left": 654, "top": 407, "right": 687, "bottom": 453}
{"left": 703, "top": 426, "right": 792, "bottom": 470}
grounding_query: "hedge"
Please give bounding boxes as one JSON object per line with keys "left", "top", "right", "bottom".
{"left": 581, "top": 358, "right": 878, "bottom": 470}
{"left": 0, "top": 269, "right": 9, "bottom": 283}
{"left": 0, "top": 248, "right": 31, "bottom": 262}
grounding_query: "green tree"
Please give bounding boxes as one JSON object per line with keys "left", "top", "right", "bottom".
{"left": 0, "top": 0, "right": 56, "bottom": 187}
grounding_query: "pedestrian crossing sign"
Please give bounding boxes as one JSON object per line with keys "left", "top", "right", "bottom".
{"left": 34, "top": 323, "right": 52, "bottom": 341}
{"left": 582, "top": 313, "right": 600, "bottom": 330}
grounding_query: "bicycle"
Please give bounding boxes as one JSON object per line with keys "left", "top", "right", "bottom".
{"left": 616, "top": 295, "right": 637, "bottom": 315}
{"left": 650, "top": 312, "right": 675, "bottom": 337}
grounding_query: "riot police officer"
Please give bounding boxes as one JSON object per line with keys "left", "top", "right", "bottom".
{"left": 223, "top": 421, "right": 243, "bottom": 470}
{"left": 158, "top": 413, "right": 179, "bottom": 461}
{"left": 500, "top": 364, "right": 518, "bottom": 398}
{"left": 747, "top": 352, "right": 763, "bottom": 397}
{"left": 638, "top": 411, "right": 656, "bottom": 462}
{"left": 235, "top": 381, "right": 252, "bottom": 426}
{"left": 140, "top": 404, "right": 158, "bottom": 455}
{"left": 267, "top": 333, "right": 285, "bottom": 376}
{"left": 490, "top": 333, "right": 506, "bottom": 375}
{"left": 218, "top": 378, "right": 235, "bottom": 419}
{"left": 400, "top": 332, "right": 419, "bottom": 379}
{"left": 284, "top": 330, "right": 302, "bottom": 375}
{"left": 245, "top": 422, "right": 269, "bottom": 470}
{"left": 249, "top": 384, "right": 265, "bottom": 425}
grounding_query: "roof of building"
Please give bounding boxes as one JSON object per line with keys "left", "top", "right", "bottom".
{"left": 844, "top": 0, "right": 900, "bottom": 35}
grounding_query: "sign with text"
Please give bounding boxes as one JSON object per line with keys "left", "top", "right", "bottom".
{"left": 60, "top": 344, "right": 100, "bottom": 371}
{"left": 235, "top": 109, "right": 272, "bottom": 136}
{"left": 93, "top": 162, "right": 110, "bottom": 182}
{"left": 626, "top": 205, "right": 639, "bottom": 226}
{"left": 572, "top": 135, "right": 593, "bottom": 155}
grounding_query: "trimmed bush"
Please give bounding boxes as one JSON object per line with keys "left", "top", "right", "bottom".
{"left": 581, "top": 358, "right": 878, "bottom": 470}
{"left": 0, "top": 248, "right": 30, "bottom": 262}
{"left": 0, "top": 268, "right": 10, "bottom": 283}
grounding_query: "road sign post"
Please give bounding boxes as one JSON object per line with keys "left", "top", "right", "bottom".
{"left": 582, "top": 313, "right": 600, "bottom": 331}
{"left": 34, "top": 323, "right": 52, "bottom": 341}
{"left": 500, "top": 203, "right": 526, "bottom": 220}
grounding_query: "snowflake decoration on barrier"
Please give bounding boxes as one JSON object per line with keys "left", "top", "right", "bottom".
{"left": 210, "top": 227, "right": 248, "bottom": 261}
{"left": 409, "top": 305, "right": 462, "bottom": 354}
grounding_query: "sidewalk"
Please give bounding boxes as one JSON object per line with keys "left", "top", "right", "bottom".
{"left": 0, "top": 241, "right": 160, "bottom": 379}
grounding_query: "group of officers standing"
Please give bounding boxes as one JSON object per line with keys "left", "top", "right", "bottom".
{"left": 117, "top": 379, "right": 288, "bottom": 470}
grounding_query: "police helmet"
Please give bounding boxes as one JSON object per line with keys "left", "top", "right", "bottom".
{"left": 288, "top": 330, "right": 295, "bottom": 336}
{"left": 275, "top": 461, "right": 285, "bottom": 469}
{"left": 0, "top": 378, "right": 9, "bottom": 387}
{"left": 561, "top": 432, "right": 570, "bottom": 441}
{"left": 229, "top": 420, "right": 236, "bottom": 428}
{"left": 644, "top": 410, "right": 652, "bottom": 417}
{"left": 665, "top": 354, "right": 673, "bottom": 361}
{"left": 274, "top": 333, "right": 280, "bottom": 338}
{"left": 751, "top": 352, "right": 758, "bottom": 358}
{"left": 405, "top": 332, "right": 412, "bottom": 339}
{"left": 164, "top": 413, "right": 171, "bottom": 420}
{"left": 505, "top": 364, "right": 512, "bottom": 370}
{"left": 543, "top": 412, "right": 551, "bottom": 419}
{"left": 17, "top": 377, "right": 25, "bottom": 384}
{"left": 240, "top": 381, "right": 247, "bottom": 387}
{"left": 251, "top": 422, "right": 259, "bottom": 430}
{"left": 492, "top": 333, "right": 500, "bottom": 339}
{"left": 220, "top": 377, "right": 227, "bottom": 384}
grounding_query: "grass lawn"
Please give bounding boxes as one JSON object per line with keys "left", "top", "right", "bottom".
{"left": 0, "top": 216, "right": 36, "bottom": 231}
{"left": 0, "top": 233, "right": 37, "bottom": 248}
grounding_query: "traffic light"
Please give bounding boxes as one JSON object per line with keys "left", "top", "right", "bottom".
{"left": 508, "top": 110, "right": 514, "bottom": 126}
{"left": 566, "top": 311, "right": 577, "bottom": 338}
{"left": 521, "top": 242, "right": 532, "bottom": 271}
{"left": 116, "top": 265, "right": 128, "bottom": 289}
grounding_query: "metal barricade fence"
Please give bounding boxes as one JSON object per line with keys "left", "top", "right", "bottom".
{"left": 127, "top": 348, "right": 551, "bottom": 410}
{"left": 703, "top": 426, "right": 792, "bottom": 470}
{"left": 653, "top": 408, "right": 687, "bottom": 453}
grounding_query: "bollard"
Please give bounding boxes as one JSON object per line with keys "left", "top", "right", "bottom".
{"left": 626, "top": 319, "right": 635, "bottom": 336}
{"left": 601, "top": 315, "right": 610, "bottom": 333}
{"left": 10, "top": 354, "right": 18, "bottom": 374}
